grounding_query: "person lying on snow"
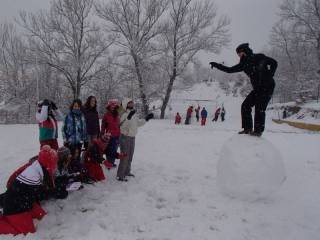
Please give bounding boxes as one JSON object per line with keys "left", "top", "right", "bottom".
{"left": 83, "top": 132, "right": 127, "bottom": 181}
{"left": 0, "top": 145, "right": 57, "bottom": 235}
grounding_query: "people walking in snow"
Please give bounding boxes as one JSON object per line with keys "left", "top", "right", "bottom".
{"left": 117, "top": 98, "right": 154, "bottom": 182}
{"left": 0, "top": 146, "right": 57, "bottom": 235}
{"left": 175, "top": 112, "right": 182, "bottom": 124}
{"left": 201, "top": 107, "right": 208, "bottom": 126}
{"left": 221, "top": 107, "right": 226, "bottom": 122}
{"left": 83, "top": 96, "right": 100, "bottom": 146}
{"left": 62, "top": 99, "right": 88, "bottom": 157}
{"left": 195, "top": 105, "right": 200, "bottom": 122}
{"left": 185, "top": 106, "right": 193, "bottom": 125}
{"left": 212, "top": 107, "right": 221, "bottom": 122}
{"left": 101, "top": 99, "right": 121, "bottom": 168}
{"left": 282, "top": 108, "right": 287, "bottom": 119}
{"left": 36, "top": 99, "right": 63, "bottom": 150}
{"left": 210, "top": 43, "right": 277, "bottom": 136}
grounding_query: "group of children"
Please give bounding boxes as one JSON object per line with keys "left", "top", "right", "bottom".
{"left": 175, "top": 105, "right": 226, "bottom": 126}
{"left": 0, "top": 96, "right": 153, "bottom": 235}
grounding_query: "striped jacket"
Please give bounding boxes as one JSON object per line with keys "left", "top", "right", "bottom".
{"left": 16, "top": 160, "right": 43, "bottom": 186}
{"left": 36, "top": 106, "right": 60, "bottom": 141}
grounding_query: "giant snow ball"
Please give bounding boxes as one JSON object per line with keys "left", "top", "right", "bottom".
{"left": 217, "top": 134, "right": 286, "bottom": 202}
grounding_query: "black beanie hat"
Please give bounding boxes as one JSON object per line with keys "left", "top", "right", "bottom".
{"left": 236, "top": 43, "right": 253, "bottom": 55}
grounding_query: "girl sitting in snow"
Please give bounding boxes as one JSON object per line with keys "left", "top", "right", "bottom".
{"left": 0, "top": 146, "right": 58, "bottom": 235}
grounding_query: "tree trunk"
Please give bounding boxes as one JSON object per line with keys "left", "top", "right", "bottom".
{"left": 160, "top": 37, "right": 177, "bottom": 119}
{"left": 132, "top": 52, "right": 149, "bottom": 116}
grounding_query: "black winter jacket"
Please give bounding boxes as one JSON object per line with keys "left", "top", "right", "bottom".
{"left": 214, "top": 54, "right": 277, "bottom": 90}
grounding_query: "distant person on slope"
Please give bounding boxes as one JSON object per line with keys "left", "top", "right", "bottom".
{"left": 221, "top": 107, "right": 226, "bottom": 122}
{"left": 201, "top": 107, "right": 208, "bottom": 126}
{"left": 210, "top": 43, "right": 277, "bottom": 136}
{"left": 212, "top": 107, "right": 221, "bottom": 122}
{"left": 195, "top": 105, "right": 200, "bottom": 122}
{"left": 175, "top": 112, "right": 182, "bottom": 124}
{"left": 185, "top": 106, "right": 193, "bottom": 125}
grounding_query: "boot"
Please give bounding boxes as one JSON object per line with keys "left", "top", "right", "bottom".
{"left": 117, "top": 177, "right": 128, "bottom": 182}
{"left": 250, "top": 131, "right": 262, "bottom": 137}
{"left": 238, "top": 129, "right": 252, "bottom": 134}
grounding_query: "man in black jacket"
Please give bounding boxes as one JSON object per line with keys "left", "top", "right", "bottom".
{"left": 210, "top": 43, "right": 277, "bottom": 136}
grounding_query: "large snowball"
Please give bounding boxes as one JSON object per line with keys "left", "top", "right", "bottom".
{"left": 217, "top": 134, "right": 286, "bottom": 201}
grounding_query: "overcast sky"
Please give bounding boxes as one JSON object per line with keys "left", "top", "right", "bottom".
{"left": 0, "top": 0, "right": 282, "bottom": 65}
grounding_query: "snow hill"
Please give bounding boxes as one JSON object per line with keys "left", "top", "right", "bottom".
{"left": 163, "top": 81, "right": 242, "bottom": 120}
{"left": 0, "top": 82, "right": 320, "bottom": 239}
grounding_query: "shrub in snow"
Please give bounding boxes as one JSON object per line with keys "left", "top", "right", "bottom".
{"left": 217, "top": 134, "right": 286, "bottom": 202}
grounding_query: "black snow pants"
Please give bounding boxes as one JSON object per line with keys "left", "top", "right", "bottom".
{"left": 241, "top": 84, "right": 274, "bottom": 133}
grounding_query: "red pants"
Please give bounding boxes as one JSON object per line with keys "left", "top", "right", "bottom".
{"left": 201, "top": 118, "right": 206, "bottom": 126}
{"left": 84, "top": 162, "right": 106, "bottom": 181}
{"left": 40, "top": 139, "right": 59, "bottom": 150}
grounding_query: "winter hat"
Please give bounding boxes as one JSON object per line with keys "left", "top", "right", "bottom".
{"left": 122, "top": 98, "right": 133, "bottom": 109}
{"left": 106, "top": 99, "right": 119, "bottom": 110}
{"left": 38, "top": 145, "right": 58, "bottom": 176}
{"left": 236, "top": 43, "right": 253, "bottom": 55}
{"left": 57, "top": 146, "right": 71, "bottom": 161}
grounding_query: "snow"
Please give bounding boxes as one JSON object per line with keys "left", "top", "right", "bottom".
{"left": 217, "top": 134, "right": 286, "bottom": 202}
{"left": 0, "top": 82, "right": 320, "bottom": 239}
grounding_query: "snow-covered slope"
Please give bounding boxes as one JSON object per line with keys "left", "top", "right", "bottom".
{"left": 0, "top": 84, "right": 320, "bottom": 239}
{"left": 162, "top": 81, "right": 242, "bottom": 120}
{"left": 1, "top": 119, "right": 320, "bottom": 239}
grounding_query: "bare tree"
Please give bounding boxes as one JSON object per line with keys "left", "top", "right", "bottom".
{"left": 269, "top": 0, "right": 320, "bottom": 101}
{"left": 19, "top": 0, "right": 113, "bottom": 99}
{"left": 95, "top": 0, "right": 168, "bottom": 116}
{"left": 158, "top": 0, "right": 230, "bottom": 118}
{"left": 279, "top": 0, "right": 320, "bottom": 66}
{"left": 0, "top": 23, "right": 34, "bottom": 103}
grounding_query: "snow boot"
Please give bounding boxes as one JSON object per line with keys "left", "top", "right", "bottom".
{"left": 117, "top": 177, "right": 128, "bottom": 182}
{"left": 238, "top": 129, "right": 252, "bottom": 134}
{"left": 250, "top": 131, "right": 262, "bottom": 137}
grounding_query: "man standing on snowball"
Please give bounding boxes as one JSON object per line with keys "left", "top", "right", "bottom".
{"left": 210, "top": 43, "right": 277, "bottom": 136}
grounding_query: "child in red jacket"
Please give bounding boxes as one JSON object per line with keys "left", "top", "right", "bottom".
{"left": 175, "top": 112, "right": 182, "bottom": 124}
{"left": 0, "top": 146, "right": 57, "bottom": 235}
{"left": 83, "top": 133, "right": 126, "bottom": 181}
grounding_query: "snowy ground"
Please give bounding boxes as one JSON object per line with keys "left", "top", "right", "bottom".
{"left": 0, "top": 114, "right": 320, "bottom": 240}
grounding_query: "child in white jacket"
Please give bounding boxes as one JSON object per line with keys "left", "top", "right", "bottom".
{"left": 117, "top": 98, "right": 153, "bottom": 181}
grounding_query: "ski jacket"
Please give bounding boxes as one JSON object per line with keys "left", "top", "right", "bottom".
{"left": 187, "top": 107, "right": 193, "bottom": 117}
{"left": 16, "top": 161, "right": 44, "bottom": 186}
{"left": 175, "top": 114, "right": 182, "bottom": 124}
{"left": 120, "top": 110, "right": 146, "bottom": 137}
{"left": 36, "top": 106, "right": 63, "bottom": 141}
{"left": 201, "top": 109, "right": 208, "bottom": 118}
{"left": 83, "top": 107, "right": 100, "bottom": 136}
{"left": 214, "top": 53, "right": 277, "bottom": 90}
{"left": 101, "top": 111, "right": 120, "bottom": 137}
{"left": 62, "top": 111, "right": 88, "bottom": 145}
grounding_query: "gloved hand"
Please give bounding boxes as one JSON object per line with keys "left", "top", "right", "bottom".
{"left": 43, "top": 99, "right": 51, "bottom": 106}
{"left": 127, "top": 110, "right": 136, "bottom": 120}
{"left": 145, "top": 113, "right": 154, "bottom": 122}
{"left": 51, "top": 101, "right": 58, "bottom": 110}
{"left": 209, "top": 62, "right": 220, "bottom": 69}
